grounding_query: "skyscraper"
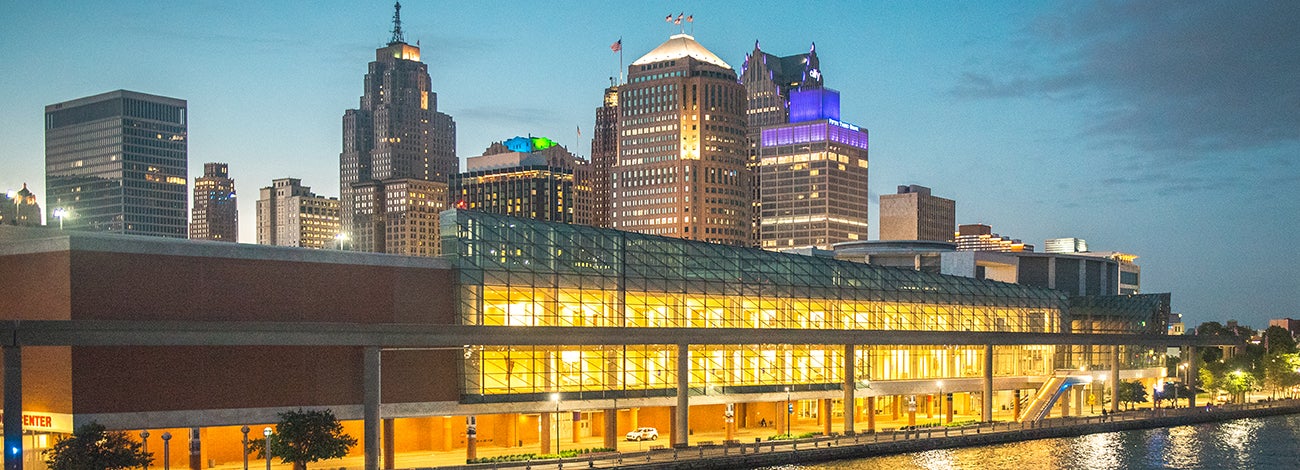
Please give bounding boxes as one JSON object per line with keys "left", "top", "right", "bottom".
{"left": 351, "top": 178, "right": 446, "bottom": 257}
{"left": 954, "top": 224, "right": 1033, "bottom": 252}
{"left": 45, "top": 90, "right": 188, "bottom": 237}
{"left": 2, "top": 184, "right": 42, "bottom": 227}
{"left": 590, "top": 85, "right": 619, "bottom": 228}
{"left": 611, "top": 34, "right": 750, "bottom": 246}
{"left": 1044, "top": 237, "right": 1089, "bottom": 253}
{"left": 451, "top": 136, "right": 591, "bottom": 225}
{"left": 879, "top": 185, "right": 956, "bottom": 242}
{"left": 256, "top": 178, "right": 341, "bottom": 249}
{"left": 757, "top": 88, "right": 870, "bottom": 251}
{"left": 340, "top": 2, "right": 456, "bottom": 244}
{"left": 190, "top": 163, "right": 238, "bottom": 242}
{"left": 742, "top": 42, "right": 823, "bottom": 246}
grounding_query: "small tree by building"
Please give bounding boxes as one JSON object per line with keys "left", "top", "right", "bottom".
{"left": 45, "top": 422, "right": 152, "bottom": 470}
{"left": 247, "top": 409, "right": 357, "bottom": 470}
{"left": 1116, "top": 380, "right": 1149, "bottom": 410}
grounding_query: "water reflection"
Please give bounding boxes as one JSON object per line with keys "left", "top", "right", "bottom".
{"left": 764, "top": 414, "right": 1300, "bottom": 470}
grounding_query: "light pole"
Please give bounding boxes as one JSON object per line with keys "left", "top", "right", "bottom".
{"left": 52, "top": 208, "right": 68, "bottom": 229}
{"left": 936, "top": 380, "right": 943, "bottom": 423}
{"left": 334, "top": 233, "right": 348, "bottom": 250}
{"left": 140, "top": 431, "right": 150, "bottom": 470}
{"left": 551, "top": 393, "right": 561, "bottom": 455}
{"left": 160, "top": 432, "right": 171, "bottom": 470}
{"left": 785, "top": 386, "right": 792, "bottom": 437}
{"left": 240, "top": 426, "right": 250, "bottom": 470}
{"left": 1177, "top": 363, "right": 1188, "bottom": 407}
{"left": 263, "top": 427, "right": 272, "bottom": 470}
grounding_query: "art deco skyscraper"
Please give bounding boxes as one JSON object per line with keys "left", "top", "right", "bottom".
{"left": 256, "top": 178, "right": 340, "bottom": 249}
{"left": 340, "top": 2, "right": 456, "bottom": 246}
{"left": 190, "top": 162, "right": 238, "bottom": 242}
{"left": 590, "top": 85, "right": 619, "bottom": 228}
{"left": 45, "top": 90, "right": 188, "bottom": 237}
{"left": 611, "top": 34, "right": 750, "bottom": 246}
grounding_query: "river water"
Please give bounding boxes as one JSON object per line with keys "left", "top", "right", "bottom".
{"left": 762, "top": 413, "right": 1300, "bottom": 469}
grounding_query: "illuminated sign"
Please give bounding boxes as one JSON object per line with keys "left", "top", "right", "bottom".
{"left": 0, "top": 411, "right": 73, "bottom": 433}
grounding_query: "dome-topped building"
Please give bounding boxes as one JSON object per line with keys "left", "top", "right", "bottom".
{"left": 631, "top": 34, "right": 732, "bottom": 69}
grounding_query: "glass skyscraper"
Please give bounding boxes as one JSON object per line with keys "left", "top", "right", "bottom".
{"left": 45, "top": 90, "right": 188, "bottom": 237}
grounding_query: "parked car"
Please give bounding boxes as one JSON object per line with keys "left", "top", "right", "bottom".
{"left": 625, "top": 427, "right": 659, "bottom": 441}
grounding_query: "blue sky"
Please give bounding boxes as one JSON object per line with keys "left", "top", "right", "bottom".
{"left": 0, "top": 1, "right": 1296, "bottom": 328}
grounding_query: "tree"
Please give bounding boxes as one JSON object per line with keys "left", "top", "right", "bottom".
{"left": 45, "top": 422, "right": 152, "bottom": 470}
{"left": 1115, "top": 380, "right": 1149, "bottom": 410}
{"left": 248, "top": 409, "right": 357, "bottom": 470}
{"left": 1262, "top": 326, "right": 1297, "bottom": 355}
{"left": 1262, "top": 352, "right": 1300, "bottom": 398}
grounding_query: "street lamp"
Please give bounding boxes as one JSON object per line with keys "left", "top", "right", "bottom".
{"left": 140, "top": 431, "right": 150, "bottom": 470}
{"left": 52, "top": 208, "right": 68, "bottom": 229}
{"left": 936, "top": 380, "right": 944, "bottom": 422}
{"left": 240, "top": 426, "right": 250, "bottom": 470}
{"left": 160, "top": 432, "right": 171, "bottom": 470}
{"left": 785, "top": 386, "right": 792, "bottom": 437}
{"left": 263, "top": 427, "right": 272, "bottom": 470}
{"left": 334, "top": 233, "right": 348, "bottom": 250}
{"left": 551, "top": 393, "right": 561, "bottom": 455}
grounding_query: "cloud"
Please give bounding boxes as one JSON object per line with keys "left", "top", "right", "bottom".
{"left": 955, "top": 1, "right": 1300, "bottom": 155}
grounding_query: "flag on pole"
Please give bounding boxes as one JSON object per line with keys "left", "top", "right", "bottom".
{"left": 675, "top": 13, "right": 683, "bottom": 24}
{"left": 610, "top": 38, "right": 622, "bottom": 52}
{"left": 577, "top": 125, "right": 582, "bottom": 138}
{"left": 665, "top": 14, "right": 672, "bottom": 22}
{"left": 687, "top": 15, "right": 693, "bottom": 23}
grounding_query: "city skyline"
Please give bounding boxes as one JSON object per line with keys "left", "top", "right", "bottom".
{"left": 0, "top": 1, "right": 1297, "bottom": 328}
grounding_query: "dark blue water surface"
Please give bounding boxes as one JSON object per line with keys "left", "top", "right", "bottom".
{"left": 761, "top": 414, "right": 1300, "bottom": 469}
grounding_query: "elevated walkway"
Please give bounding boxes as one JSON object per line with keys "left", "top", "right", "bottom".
{"left": 1020, "top": 373, "right": 1091, "bottom": 422}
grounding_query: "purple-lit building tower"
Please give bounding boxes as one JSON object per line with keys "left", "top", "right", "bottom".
{"left": 757, "top": 88, "right": 869, "bottom": 251}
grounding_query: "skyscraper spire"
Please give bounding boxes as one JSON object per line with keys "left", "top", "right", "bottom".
{"left": 389, "top": 2, "right": 405, "bottom": 45}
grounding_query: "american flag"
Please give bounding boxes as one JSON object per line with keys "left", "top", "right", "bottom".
{"left": 610, "top": 39, "right": 622, "bottom": 52}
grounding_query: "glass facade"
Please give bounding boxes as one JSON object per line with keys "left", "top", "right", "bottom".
{"left": 45, "top": 90, "right": 188, "bottom": 237}
{"left": 444, "top": 210, "right": 1110, "bottom": 403}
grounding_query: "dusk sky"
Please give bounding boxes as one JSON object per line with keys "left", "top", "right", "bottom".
{"left": 0, "top": 1, "right": 1296, "bottom": 329}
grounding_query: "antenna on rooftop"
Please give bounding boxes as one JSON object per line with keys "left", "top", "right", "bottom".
{"left": 389, "top": 2, "right": 405, "bottom": 45}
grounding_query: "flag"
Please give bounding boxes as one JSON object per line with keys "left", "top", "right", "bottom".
{"left": 577, "top": 125, "right": 582, "bottom": 138}
{"left": 610, "top": 38, "right": 622, "bottom": 52}
{"left": 687, "top": 15, "right": 693, "bottom": 23}
{"left": 675, "top": 13, "right": 683, "bottom": 24}
{"left": 665, "top": 14, "right": 672, "bottom": 22}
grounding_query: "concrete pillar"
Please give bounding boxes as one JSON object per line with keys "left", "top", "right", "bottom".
{"left": 983, "top": 344, "right": 994, "bottom": 423}
{"left": 3, "top": 346, "right": 20, "bottom": 470}
{"left": 571, "top": 412, "right": 581, "bottom": 444}
{"left": 925, "top": 395, "right": 933, "bottom": 419}
{"left": 603, "top": 410, "right": 617, "bottom": 450}
{"left": 674, "top": 343, "right": 690, "bottom": 447}
{"left": 907, "top": 396, "right": 917, "bottom": 426}
{"left": 1061, "top": 387, "right": 1071, "bottom": 417}
{"left": 1188, "top": 346, "right": 1199, "bottom": 408}
{"left": 1013, "top": 389, "right": 1021, "bottom": 420}
{"left": 892, "top": 396, "right": 900, "bottom": 420}
{"left": 441, "top": 417, "right": 453, "bottom": 452}
{"left": 945, "top": 394, "right": 953, "bottom": 423}
{"left": 188, "top": 428, "right": 201, "bottom": 470}
{"left": 1074, "top": 385, "right": 1084, "bottom": 414}
{"left": 820, "top": 399, "right": 832, "bottom": 435}
{"left": 866, "top": 397, "right": 876, "bottom": 432}
{"left": 843, "top": 344, "right": 855, "bottom": 434}
{"left": 630, "top": 407, "right": 639, "bottom": 429}
{"left": 363, "top": 346, "right": 381, "bottom": 470}
{"left": 1110, "top": 346, "right": 1121, "bottom": 413}
{"left": 383, "top": 418, "right": 395, "bottom": 469}
{"left": 540, "top": 412, "right": 552, "bottom": 454}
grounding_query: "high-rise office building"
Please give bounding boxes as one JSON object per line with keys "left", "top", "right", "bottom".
{"left": 879, "top": 185, "right": 955, "bottom": 242}
{"left": 590, "top": 85, "right": 619, "bottom": 228}
{"left": 612, "top": 34, "right": 750, "bottom": 246}
{"left": 1044, "top": 237, "right": 1089, "bottom": 253}
{"left": 451, "top": 136, "right": 591, "bottom": 225}
{"left": 45, "top": 90, "right": 188, "bottom": 237}
{"left": 2, "top": 184, "right": 42, "bottom": 227}
{"left": 954, "top": 224, "right": 1033, "bottom": 252}
{"left": 757, "top": 88, "right": 870, "bottom": 251}
{"left": 190, "top": 163, "right": 238, "bottom": 242}
{"left": 256, "top": 178, "right": 341, "bottom": 249}
{"left": 340, "top": 2, "right": 456, "bottom": 243}
{"left": 742, "top": 42, "right": 823, "bottom": 246}
{"left": 351, "top": 178, "right": 446, "bottom": 257}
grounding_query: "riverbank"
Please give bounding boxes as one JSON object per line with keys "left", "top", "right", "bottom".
{"left": 432, "top": 400, "right": 1300, "bottom": 470}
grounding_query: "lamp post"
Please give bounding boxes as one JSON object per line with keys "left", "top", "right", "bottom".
{"left": 550, "top": 393, "right": 561, "bottom": 456}
{"left": 263, "top": 427, "right": 272, "bottom": 470}
{"left": 334, "top": 233, "right": 348, "bottom": 250}
{"left": 160, "top": 432, "right": 171, "bottom": 470}
{"left": 936, "top": 380, "right": 943, "bottom": 423}
{"left": 240, "top": 426, "right": 250, "bottom": 470}
{"left": 784, "top": 386, "right": 792, "bottom": 437}
{"left": 140, "top": 431, "right": 150, "bottom": 470}
{"left": 52, "top": 208, "right": 68, "bottom": 230}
